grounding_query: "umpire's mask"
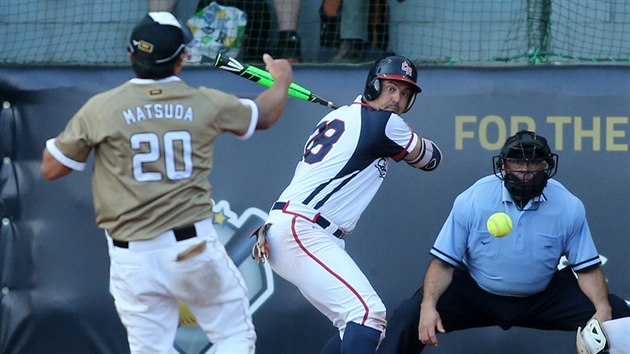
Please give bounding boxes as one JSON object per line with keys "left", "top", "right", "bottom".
{"left": 492, "top": 130, "right": 558, "bottom": 209}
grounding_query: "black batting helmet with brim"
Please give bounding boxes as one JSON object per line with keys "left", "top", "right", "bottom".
{"left": 128, "top": 12, "right": 192, "bottom": 64}
{"left": 364, "top": 55, "right": 422, "bottom": 113}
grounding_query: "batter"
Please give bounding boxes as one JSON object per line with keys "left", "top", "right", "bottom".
{"left": 254, "top": 55, "right": 443, "bottom": 354}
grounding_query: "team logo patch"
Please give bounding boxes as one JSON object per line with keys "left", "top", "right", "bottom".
{"left": 401, "top": 61, "right": 413, "bottom": 77}
{"left": 375, "top": 158, "right": 388, "bottom": 178}
{"left": 137, "top": 40, "right": 154, "bottom": 53}
{"left": 174, "top": 200, "right": 274, "bottom": 354}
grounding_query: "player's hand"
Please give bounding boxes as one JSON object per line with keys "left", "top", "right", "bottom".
{"left": 263, "top": 53, "right": 293, "bottom": 88}
{"left": 418, "top": 306, "right": 445, "bottom": 346}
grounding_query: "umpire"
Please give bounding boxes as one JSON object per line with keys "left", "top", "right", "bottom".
{"left": 40, "top": 11, "right": 292, "bottom": 354}
{"left": 377, "top": 131, "right": 630, "bottom": 354}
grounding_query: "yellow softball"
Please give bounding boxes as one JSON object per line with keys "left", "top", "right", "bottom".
{"left": 486, "top": 212, "right": 513, "bottom": 238}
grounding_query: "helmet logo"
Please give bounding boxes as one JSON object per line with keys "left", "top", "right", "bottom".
{"left": 401, "top": 61, "right": 413, "bottom": 77}
{"left": 135, "top": 40, "right": 154, "bottom": 53}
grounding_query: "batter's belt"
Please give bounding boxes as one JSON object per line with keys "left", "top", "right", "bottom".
{"left": 272, "top": 201, "right": 344, "bottom": 238}
{"left": 112, "top": 224, "right": 197, "bottom": 248}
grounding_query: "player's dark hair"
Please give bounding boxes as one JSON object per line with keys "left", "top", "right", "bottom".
{"left": 131, "top": 56, "right": 178, "bottom": 79}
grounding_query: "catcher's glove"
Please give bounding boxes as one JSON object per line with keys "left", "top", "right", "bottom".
{"left": 251, "top": 223, "right": 271, "bottom": 264}
{"left": 576, "top": 318, "right": 610, "bottom": 354}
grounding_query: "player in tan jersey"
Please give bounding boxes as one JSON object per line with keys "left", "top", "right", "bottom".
{"left": 40, "top": 12, "right": 292, "bottom": 354}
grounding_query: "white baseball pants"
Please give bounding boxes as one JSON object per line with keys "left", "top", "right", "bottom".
{"left": 265, "top": 208, "right": 387, "bottom": 336}
{"left": 107, "top": 218, "right": 255, "bottom": 354}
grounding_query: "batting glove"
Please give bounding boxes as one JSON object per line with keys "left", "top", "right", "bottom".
{"left": 251, "top": 223, "right": 271, "bottom": 264}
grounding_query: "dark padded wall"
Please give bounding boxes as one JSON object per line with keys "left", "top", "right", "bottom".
{"left": 0, "top": 65, "right": 628, "bottom": 354}
{"left": 0, "top": 70, "right": 130, "bottom": 354}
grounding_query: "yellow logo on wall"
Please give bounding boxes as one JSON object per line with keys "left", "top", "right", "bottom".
{"left": 454, "top": 115, "right": 628, "bottom": 152}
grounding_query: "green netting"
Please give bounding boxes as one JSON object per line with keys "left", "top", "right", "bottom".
{"left": 1, "top": 0, "right": 629, "bottom": 65}
{"left": 543, "top": 0, "right": 630, "bottom": 63}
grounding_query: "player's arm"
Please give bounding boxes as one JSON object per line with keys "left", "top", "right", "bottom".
{"left": 403, "top": 133, "right": 443, "bottom": 171}
{"left": 41, "top": 146, "right": 73, "bottom": 180}
{"left": 419, "top": 258, "right": 454, "bottom": 346}
{"left": 254, "top": 54, "right": 293, "bottom": 130}
{"left": 575, "top": 265, "right": 613, "bottom": 323}
{"left": 41, "top": 136, "right": 87, "bottom": 180}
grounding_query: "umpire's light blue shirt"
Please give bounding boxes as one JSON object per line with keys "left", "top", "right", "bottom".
{"left": 430, "top": 175, "right": 601, "bottom": 297}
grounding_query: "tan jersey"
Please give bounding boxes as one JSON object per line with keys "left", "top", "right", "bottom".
{"left": 53, "top": 77, "right": 253, "bottom": 241}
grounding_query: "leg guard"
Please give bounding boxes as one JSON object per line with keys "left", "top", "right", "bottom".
{"left": 341, "top": 322, "right": 381, "bottom": 354}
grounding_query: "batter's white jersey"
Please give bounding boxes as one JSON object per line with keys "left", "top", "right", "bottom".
{"left": 277, "top": 95, "right": 418, "bottom": 233}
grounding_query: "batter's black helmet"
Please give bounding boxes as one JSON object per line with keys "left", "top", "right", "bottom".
{"left": 363, "top": 55, "right": 422, "bottom": 113}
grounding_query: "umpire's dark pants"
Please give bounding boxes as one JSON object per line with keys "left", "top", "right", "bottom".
{"left": 377, "top": 267, "right": 630, "bottom": 354}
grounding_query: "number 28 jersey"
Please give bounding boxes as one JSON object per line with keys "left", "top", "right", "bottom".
{"left": 48, "top": 76, "right": 255, "bottom": 241}
{"left": 277, "top": 95, "right": 419, "bottom": 233}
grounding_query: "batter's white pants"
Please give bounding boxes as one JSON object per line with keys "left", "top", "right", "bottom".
{"left": 107, "top": 217, "right": 255, "bottom": 354}
{"left": 603, "top": 317, "right": 630, "bottom": 354}
{"left": 265, "top": 208, "right": 387, "bottom": 337}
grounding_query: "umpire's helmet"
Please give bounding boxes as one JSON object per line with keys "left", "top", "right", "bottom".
{"left": 492, "top": 131, "right": 559, "bottom": 208}
{"left": 364, "top": 55, "right": 422, "bottom": 113}
{"left": 494, "top": 130, "right": 557, "bottom": 173}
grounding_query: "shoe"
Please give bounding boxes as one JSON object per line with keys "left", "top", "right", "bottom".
{"left": 277, "top": 30, "right": 301, "bottom": 63}
{"left": 332, "top": 39, "right": 364, "bottom": 63}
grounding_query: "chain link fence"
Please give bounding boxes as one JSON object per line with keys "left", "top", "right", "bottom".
{"left": 1, "top": 0, "right": 629, "bottom": 65}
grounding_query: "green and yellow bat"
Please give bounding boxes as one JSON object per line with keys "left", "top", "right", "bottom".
{"left": 213, "top": 53, "right": 339, "bottom": 110}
